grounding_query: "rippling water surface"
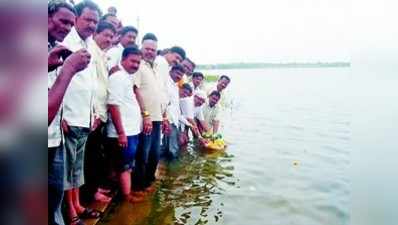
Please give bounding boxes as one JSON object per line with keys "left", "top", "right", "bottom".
{"left": 100, "top": 68, "right": 351, "bottom": 225}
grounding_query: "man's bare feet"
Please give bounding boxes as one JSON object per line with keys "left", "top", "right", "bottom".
{"left": 127, "top": 194, "right": 145, "bottom": 203}
{"left": 75, "top": 206, "right": 86, "bottom": 215}
{"left": 131, "top": 191, "right": 146, "bottom": 197}
{"left": 94, "top": 191, "right": 111, "bottom": 203}
{"left": 145, "top": 185, "right": 156, "bottom": 193}
{"left": 98, "top": 187, "right": 111, "bottom": 194}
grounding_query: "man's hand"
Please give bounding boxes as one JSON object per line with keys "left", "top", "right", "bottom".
{"left": 61, "top": 49, "right": 91, "bottom": 75}
{"left": 191, "top": 124, "right": 200, "bottom": 136}
{"left": 61, "top": 119, "right": 69, "bottom": 134}
{"left": 91, "top": 118, "right": 101, "bottom": 131}
{"left": 198, "top": 137, "right": 209, "bottom": 146}
{"left": 143, "top": 117, "right": 152, "bottom": 135}
{"left": 162, "top": 119, "right": 171, "bottom": 136}
{"left": 118, "top": 133, "right": 128, "bottom": 148}
{"left": 179, "top": 132, "right": 189, "bottom": 146}
{"left": 48, "top": 45, "right": 70, "bottom": 72}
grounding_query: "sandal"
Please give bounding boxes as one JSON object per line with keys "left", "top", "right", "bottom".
{"left": 70, "top": 216, "right": 85, "bottom": 225}
{"left": 78, "top": 208, "right": 102, "bottom": 219}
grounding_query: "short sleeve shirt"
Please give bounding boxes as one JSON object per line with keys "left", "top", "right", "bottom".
{"left": 106, "top": 66, "right": 142, "bottom": 137}
{"left": 203, "top": 103, "right": 220, "bottom": 126}
{"left": 133, "top": 60, "right": 168, "bottom": 121}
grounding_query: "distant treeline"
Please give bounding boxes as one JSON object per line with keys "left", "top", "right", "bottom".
{"left": 197, "top": 62, "right": 351, "bottom": 70}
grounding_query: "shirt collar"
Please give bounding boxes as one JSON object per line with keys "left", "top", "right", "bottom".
{"left": 92, "top": 40, "right": 106, "bottom": 56}
{"left": 70, "top": 27, "right": 89, "bottom": 48}
{"left": 118, "top": 62, "right": 128, "bottom": 75}
{"left": 167, "top": 75, "right": 178, "bottom": 87}
{"left": 142, "top": 59, "right": 158, "bottom": 69}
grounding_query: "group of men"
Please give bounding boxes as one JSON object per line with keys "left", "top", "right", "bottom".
{"left": 48, "top": 1, "right": 230, "bottom": 225}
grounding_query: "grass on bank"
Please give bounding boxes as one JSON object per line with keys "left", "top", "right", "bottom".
{"left": 204, "top": 74, "right": 219, "bottom": 82}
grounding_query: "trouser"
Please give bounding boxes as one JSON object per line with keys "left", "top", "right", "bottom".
{"left": 48, "top": 145, "right": 65, "bottom": 225}
{"left": 132, "top": 121, "right": 161, "bottom": 191}
{"left": 161, "top": 124, "right": 180, "bottom": 160}
{"left": 81, "top": 123, "right": 110, "bottom": 202}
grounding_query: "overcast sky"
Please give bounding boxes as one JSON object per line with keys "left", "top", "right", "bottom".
{"left": 88, "top": 0, "right": 354, "bottom": 64}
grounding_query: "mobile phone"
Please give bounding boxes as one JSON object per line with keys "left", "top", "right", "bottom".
{"left": 60, "top": 49, "right": 73, "bottom": 60}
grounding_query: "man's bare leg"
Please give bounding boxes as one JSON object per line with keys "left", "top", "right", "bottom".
{"left": 72, "top": 188, "right": 85, "bottom": 214}
{"left": 65, "top": 190, "right": 78, "bottom": 223}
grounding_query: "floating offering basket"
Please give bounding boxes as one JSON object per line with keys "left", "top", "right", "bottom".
{"left": 201, "top": 132, "right": 227, "bottom": 152}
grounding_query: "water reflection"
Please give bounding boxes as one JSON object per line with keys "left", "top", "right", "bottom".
{"left": 100, "top": 68, "right": 351, "bottom": 225}
{"left": 100, "top": 145, "right": 237, "bottom": 225}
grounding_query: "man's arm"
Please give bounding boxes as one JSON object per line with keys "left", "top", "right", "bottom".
{"left": 48, "top": 49, "right": 90, "bottom": 125}
{"left": 108, "top": 105, "right": 127, "bottom": 148}
{"left": 160, "top": 77, "right": 171, "bottom": 135}
{"left": 48, "top": 69, "right": 74, "bottom": 125}
{"left": 107, "top": 73, "right": 127, "bottom": 147}
{"left": 212, "top": 120, "right": 220, "bottom": 134}
{"left": 162, "top": 111, "right": 171, "bottom": 136}
{"left": 186, "top": 118, "right": 200, "bottom": 137}
{"left": 197, "top": 119, "right": 210, "bottom": 134}
{"left": 133, "top": 85, "right": 152, "bottom": 135}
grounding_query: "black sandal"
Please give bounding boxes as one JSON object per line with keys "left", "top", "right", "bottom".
{"left": 79, "top": 208, "right": 103, "bottom": 219}
{"left": 70, "top": 216, "right": 85, "bottom": 225}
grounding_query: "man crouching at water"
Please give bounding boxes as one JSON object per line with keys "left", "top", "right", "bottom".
{"left": 106, "top": 47, "right": 144, "bottom": 203}
{"left": 193, "top": 90, "right": 210, "bottom": 135}
{"left": 203, "top": 91, "right": 222, "bottom": 133}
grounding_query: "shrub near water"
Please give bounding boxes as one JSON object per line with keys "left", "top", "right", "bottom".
{"left": 204, "top": 74, "right": 219, "bottom": 82}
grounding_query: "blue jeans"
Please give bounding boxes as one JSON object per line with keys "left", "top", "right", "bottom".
{"left": 48, "top": 145, "right": 65, "bottom": 225}
{"left": 161, "top": 124, "right": 180, "bottom": 160}
{"left": 107, "top": 135, "right": 139, "bottom": 172}
{"left": 133, "top": 121, "right": 161, "bottom": 191}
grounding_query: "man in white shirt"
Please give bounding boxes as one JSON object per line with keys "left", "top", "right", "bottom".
{"left": 181, "top": 57, "right": 195, "bottom": 77}
{"left": 48, "top": 2, "right": 85, "bottom": 225}
{"left": 106, "top": 26, "right": 138, "bottom": 70}
{"left": 193, "top": 90, "right": 210, "bottom": 135}
{"left": 191, "top": 72, "right": 205, "bottom": 93}
{"left": 48, "top": 1, "right": 91, "bottom": 125}
{"left": 89, "top": 21, "right": 116, "bottom": 126}
{"left": 206, "top": 75, "right": 231, "bottom": 108}
{"left": 179, "top": 84, "right": 195, "bottom": 129}
{"left": 101, "top": 13, "right": 122, "bottom": 47}
{"left": 106, "top": 46, "right": 144, "bottom": 202}
{"left": 83, "top": 21, "right": 116, "bottom": 204}
{"left": 60, "top": 1, "right": 102, "bottom": 223}
{"left": 156, "top": 46, "right": 186, "bottom": 80}
{"left": 162, "top": 64, "right": 185, "bottom": 160}
{"left": 178, "top": 57, "right": 196, "bottom": 87}
{"left": 179, "top": 83, "right": 204, "bottom": 145}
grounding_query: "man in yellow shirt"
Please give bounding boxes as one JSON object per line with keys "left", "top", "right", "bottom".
{"left": 203, "top": 90, "right": 222, "bottom": 133}
{"left": 132, "top": 33, "right": 171, "bottom": 194}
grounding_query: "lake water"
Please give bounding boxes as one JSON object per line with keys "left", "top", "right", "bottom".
{"left": 99, "top": 68, "right": 352, "bottom": 225}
